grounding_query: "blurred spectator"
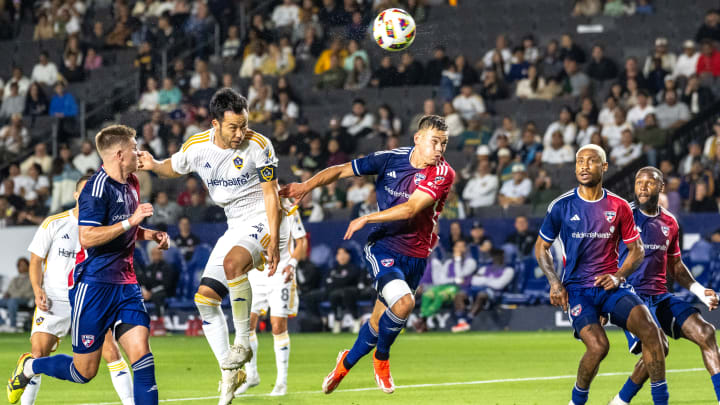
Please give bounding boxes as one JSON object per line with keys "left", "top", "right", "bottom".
{"left": 467, "top": 220, "right": 493, "bottom": 262}
{"left": 73, "top": 140, "right": 100, "bottom": 174}
{"left": 689, "top": 182, "right": 717, "bottom": 212}
{"left": 133, "top": 42, "right": 155, "bottom": 84}
{"left": 498, "top": 164, "right": 532, "bottom": 208}
{"left": 508, "top": 47, "right": 530, "bottom": 82}
{"left": 316, "top": 53, "right": 347, "bottom": 89}
{"left": 343, "top": 40, "right": 369, "bottom": 71}
{"left": 679, "top": 142, "right": 705, "bottom": 176}
{"left": 139, "top": 122, "right": 164, "bottom": 157}
{"left": 49, "top": 82, "right": 78, "bottom": 118}
{"left": 327, "top": 246, "right": 363, "bottom": 333}
{"left": 294, "top": 4, "right": 323, "bottom": 43}
{"left": 619, "top": 57, "right": 647, "bottom": 90}
{"left": 273, "top": 90, "right": 299, "bottom": 122}
{"left": 635, "top": 113, "right": 667, "bottom": 166}
{"left": 455, "top": 54, "right": 478, "bottom": 86}
{"left": 221, "top": 25, "right": 241, "bottom": 61}
{"left": 314, "top": 38, "right": 347, "bottom": 75}
{"left": 398, "top": 52, "right": 424, "bottom": 86}
{"left": 155, "top": 15, "right": 185, "bottom": 56}
{"left": 542, "top": 131, "right": 575, "bottom": 164}
{"left": 261, "top": 42, "right": 296, "bottom": 76}
{"left": 20, "top": 143, "right": 52, "bottom": 174}
{"left": 482, "top": 34, "right": 511, "bottom": 73}
{"left": 604, "top": 0, "right": 631, "bottom": 16}
{"left": 138, "top": 248, "right": 177, "bottom": 323}
{"left": 344, "top": 56, "right": 371, "bottom": 90}
{"left": 626, "top": 90, "right": 655, "bottom": 128}
{"left": 543, "top": 106, "right": 576, "bottom": 146}
{"left": 655, "top": 76, "right": 677, "bottom": 105}
{"left": 0, "top": 196, "right": 16, "bottom": 227}
{"left": 177, "top": 176, "right": 204, "bottom": 207}
{"left": 517, "top": 129, "right": 543, "bottom": 167}
{"left": 516, "top": 65, "right": 548, "bottom": 99}
{"left": 351, "top": 189, "right": 378, "bottom": 219}
{"left": 442, "top": 186, "right": 466, "bottom": 220}
{"left": 530, "top": 168, "right": 561, "bottom": 209}
{"left": 480, "top": 70, "right": 509, "bottom": 101}
{"left": 462, "top": 157, "right": 498, "bottom": 211}
{"left": 173, "top": 216, "right": 199, "bottom": 262}
{"left": 298, "top": 192, "right": 323, "bottom": 222}
{"left": 573, "top": 0, "right": 601, "bottom": 17}
{"left": 682, "top": 75, "right": 714, "bottom": 114}
{"left": 495, "top": 148, "right": 513, "bottom": 181}
{"left": 0, "top": 114, "right": 29, "bottom": 159}
{"left": 643, "top": 37, "right": 676, "bottom": 77}
{"left": 451, "top": 248, "right": 512, "bottom": 333}
{"left": 575, "top": 113, "right": 597, "bottom": 146}
{"left": 0, "top": 258, "right": 32, "bottom": 332}
{"left": 697, "top": 40, "right": 720, "bottom": 77}
{"left": 171, "top": 59, "right": 191, "bottom": 93}
{"left": 240, "top": 44, "right": 268, "bottom": 79}
{"left": 540, "top": 39, "right": 563, "bottom": 80}
{"left": 439, "top": 63, "right": 461, "bottom": 101}
{"left": 610, "top": 128, "right": 642, "bottom": 167}
{"left": 341, "top": 98, "right": 374, "bottom": 137}
{"left": 489, "top": 116, "right": 520, "bottom": 150}
{"left": 184, "top": 1, "right": 215, "bottom": 47}
{"left": 33, "top": 13, "right": 54, "bottom": 41}
{"left": 371, "top": 56, "right": 400, "bottom": 88}
{"left": 86, "top": 21, "right": 106, "bottom": 51}
{"left": 442, "top": 102, "right": 465, "bottom": 137}
{"left": 601, "top": 108, "right": 632, "bottom": 149}
{"left": 158, "top": 78, "right": 182, "bottom": 112}
{"left": 560, "top": 57, "right": 590, "bottom": 97}
{"left": 1, "top": 178, "right": 24, "bottom": 212}
{"left": 424, "top": 46, "right": 451, "bottom": 85}
{"left": 298, "top": 137, "right": 327, "bottom": 172}
{"left": 190, "top": 71, "right": 217, "bottom": 108}
{"left": 374, "top": 104, "right": 402, "bottom": 138}
{"left": 704, "top": 118, "right": 720, "bottom": 161}
{"left": 49, "top": 146, "right": 81, "bottom": 212}
{"left": 346, "top": 176, "right": 374, "bottom": 208}
{"left": 138, "top": 77, "right": 160, "bottom": 111}
{"left": 248, "top": 85, "right": 274, "bottom": 124}
{"left": 247, "top": 71, "right": 271, "bottom": 106}
{"left": 635, "top": 0, "right": 654, "bottom": 14}
{"left": 655, "top": 90, "right": 690, "bottom": 129}
{"left": 696, "top": 9, "right": 720, "bottom": 43}
{"left": 272, "top": 0, "right": 300, "bottom": 30}
{"left": 320, "top": 181, "right": 346, "bottom": 210}
{"left": 586, "top": 45, "right": 618, "bottom": 81}
{"left": 5, "top": 67, "right": 30, "bottom": 96}
{"left": 345, "top": 10, "right": 367, "bottom": 41}
{"left": 410, "top": 99, "right": 436, "bottom": 132}
{"left": 559, "top": 34, "right": 585, "bottom": 64}
{"left": 83, "top": 48, "right": 102, "bottom": 72}
{"left": 674, "top": 40, "right": 700, "bottom": 79}
{"left": 60, "top": 52, "right": 85, "bottom": 83}
{"left": 505, "top": 216, "right": 537, "bottom": 257}
{"left": 16, "top": 191, "right": 47, "bottom": 225}
{"left": 452, "top": 85, "right": 485, "bottom": 121}
{"left": 598, "top": 96, "right": 618, "bottom": 127}
{"left": 294, "top": 26, "right": 323, "bottom": 64}
{"left": 191, "top": 59, "right": 217, "bottom": 90}
{"left": 183, "top": 192, "right": 207, "bottom": 223}
{"left": 26, "top": 162, "right": 50, "bottom": 199}
{"left": 105, "top": 5, "right": 132, "bottom": 48}
{"left": 0, "top": 83, "right": 25, "bottom": 120}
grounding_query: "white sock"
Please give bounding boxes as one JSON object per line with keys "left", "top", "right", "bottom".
{"left": 107, "top": 359, "right": 134, "bottom": 405}
{"left": 243, "top": 331, "right": 259, "bottom": 378}
{"left": 23, "top": 359, "right": 35, "bottom": 378}
{"left": 228, "top": 275, "right": 252, "bottom": 348}
{"left": 20, "top": 375, "right": 41, "bottom": 405}
{"left": 273, "top": 332, "right": 290, "bottom": 386}
{"left": 195, "top": 293, "right": 230, "bottom": 367}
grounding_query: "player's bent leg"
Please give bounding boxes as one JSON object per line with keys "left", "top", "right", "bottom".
{"left": 270, "top": 316, "right": 289, "bottom": 396}
{"left": 102, "top": 331, "right": 134, "bottom": 405}
{"left": 373, "top": 282, "right": 415, "bottom": 394}
{"left": 235, "top": 313, "right": 261, "bottom": 396}
{"left": 117, "top": 324, "right": 158, "bottom": 405}
{"left": 574, "top": 323, "right": 610, "bottom": 405}
{"left": 680, "top": 313, "right": 720, "bottom": 402}
{"left": 223, "top": 246, "right": 255, "bottom": 371}
{"left": 625, "top": 305, "right": 668, "bottom": 405}
{"left": 19, "top": 332, "right": 58, "bottom": 405}
{"left": 195, "top": 283, "right": 230, "bottom": 367}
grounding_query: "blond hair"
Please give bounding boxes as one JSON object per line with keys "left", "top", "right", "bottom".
{"left": 576, "top": 144, "right": 607, "bottom": 164}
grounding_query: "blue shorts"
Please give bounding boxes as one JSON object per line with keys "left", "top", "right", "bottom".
{"left": 69, "top": 281, "right": 150, "bottom": 354}
{"left": 364, "top": 242, "right": 427, "bottom": 307}
{"left": 567, "top": 284, "right": 644, "bottom": 339}
{"left": 624, "top": 292, "right": 700, "bottom": 354}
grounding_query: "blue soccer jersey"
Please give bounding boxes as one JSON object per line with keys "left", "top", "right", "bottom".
{"left": 352, "top": 147, "right": 454, "bottom": 258}
{"left": 539, "top": 188, "right": 640, "bottom": 289}
{"left": 73, "top": 167, "right": 140, "bottom": 286}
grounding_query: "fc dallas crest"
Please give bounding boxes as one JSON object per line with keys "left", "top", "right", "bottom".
{"left": 570, "top": 304, "right": 582, "bottom": 317}
{"left": 82, "top": 334, "right": 95, "bottom": 348}
{"left": 661, "top": 226, "right": 669, "bottom": 236}
{"left": 381, "top": 258, "right": 395, "bottom": 267}
{"left": 604, "top": 211, "right": 616, "bottom": 223}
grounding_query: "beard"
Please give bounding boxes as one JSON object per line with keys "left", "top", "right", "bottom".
{"left": 637, "top": 193, "right": 660, "bottom": 212}
{"left": 577, "top": 173, "right": 602, "bottom": 188}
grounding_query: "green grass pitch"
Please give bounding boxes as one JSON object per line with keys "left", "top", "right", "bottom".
{"left": 0, "top": 330, "right": 715, "bottom": 404}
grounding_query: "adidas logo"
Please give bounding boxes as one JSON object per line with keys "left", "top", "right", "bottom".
{"left": 204, "top": 162, "right": 211, "bottom": 169}
{"left": 148, "top": 385, "right": 158, "bottom": 392}
{"left": 570, "top": 214, "right": 580, "bottom": 221}
{"left": 62, "top": 234, "right": 70, "bottom": 239}
{"left": 116, "top": 194, "right": 124, "bottom": 203}
{"left": 250, "top": 234, "right": 258, "bottom": 240}
{"left": 387, "top": 170, "right": 396, "bottom": 178}
{"left": 116, "top": 371, "right": 128, "bottom": 377}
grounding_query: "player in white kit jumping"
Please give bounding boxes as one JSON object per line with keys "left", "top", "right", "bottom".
{"left": 138, "top": 88, "right": 285, "bottom": 405}
{"left": 19, "top": 175, "right": 134, "bottom": 405}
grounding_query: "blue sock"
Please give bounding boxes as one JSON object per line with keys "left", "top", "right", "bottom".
{"left": 343, "top": 322, "right": 378, "bottom": 369}
{"left": 619, "top": 377, "right": 643, "bottom": 402}
{"left": 711, "top": 373, "right": 720, "bottom": 401}
{"left": 132, "top": 353, "right": 158, "bottom": 405}
{"left": 650, "top": 380, "right": 668, "bottom": 405}
{"left": 571, "top": 383, "right": 589, "bottom": 405}
{"left": 31, "top": 355, "right": 89, "bottom": 384}
{"left": 375, "top": 309, "right": 406, "bottom": 361}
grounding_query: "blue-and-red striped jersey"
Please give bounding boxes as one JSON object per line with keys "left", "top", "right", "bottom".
{"left": 352, "top": 147, "right": 455, "bottom": 258}
{"left": 620, "top": 205, "right": 681, "bottom": 295}
{"left": 539, "top": 188, "right": 640, "bottom": 289}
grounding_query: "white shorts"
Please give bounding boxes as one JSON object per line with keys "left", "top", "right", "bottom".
{"left": 248, "top": 271, "right": 299, "bottom": 317}
{"left": 202, "top": 218, "right": 290, "bottom": 289}
{"left": 31, "top": 299, "right": 71, "bottom": 338}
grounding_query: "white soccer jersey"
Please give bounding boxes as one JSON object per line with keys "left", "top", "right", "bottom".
{"left": 171, "top": 128, "right": 278, "bottom": 224}
{"left": 27, "top": 210, "right": 79, "bottom": 301}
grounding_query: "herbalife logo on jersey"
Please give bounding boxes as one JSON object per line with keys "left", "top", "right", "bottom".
{"left": 58, "top": 248, "right": 76, "bottom": 258}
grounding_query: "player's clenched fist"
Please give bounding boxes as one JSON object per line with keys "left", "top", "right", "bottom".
{"left": 129, "top": 203, "right": 154, "bottom": 226}
{"left": 549, "top": 282, "right": 568, "bottom": 311}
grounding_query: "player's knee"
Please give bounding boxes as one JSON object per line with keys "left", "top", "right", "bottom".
{"left": 223, "top": 249, "right": 252, "bottom": 276}
{"left": 31, "top": 348, "right": 48, "bottom": 359}
{"left": 698, "top": 322, "right": 717, "bottom": 349}
{"left": 74, "top": 362, "right": 97, "bottom": 381}
{"left": 271, "top": 323, "right": 287, "bottom": 335}
{"left": 586, "top": 336, "right": 609, "bottom": 359}
{"left": 390, "top": 294, "right": 414, "bottom": 318}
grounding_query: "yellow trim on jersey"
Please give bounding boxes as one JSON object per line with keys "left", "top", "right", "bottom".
{"left": 181, "top": 131, "right": 210, "bottom": 150}
{"left": 260, "top": 234, "right": 270, "bottom": 249}
{"left": 41, "top": 211, "right": 70, "bottom": 229}
{"left": 181, "top": 135, "right": 210, "bottom": 152}
{"left": 283, "top": 205, "right": 298, "bottom": 217}
{"left": 194, "top": 293, "right": 221, "bottom": 306}
{"left": 228, "top": 278, "right": 249, "bottom": 287}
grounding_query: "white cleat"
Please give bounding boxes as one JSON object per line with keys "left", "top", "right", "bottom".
{"left": 608, "top": 394, "right": 629, "bottom": 405}
{"left": 233, "top": 373, "right": 260, "bottom": 395}
{"left": 221, "top": 344, "right": 253, "bottom": 370}
{"left": 269, "top": 383, "right": 287, "bottom": 396}
{"left": 218, "top": 369, "right": 246, "bottom": 405}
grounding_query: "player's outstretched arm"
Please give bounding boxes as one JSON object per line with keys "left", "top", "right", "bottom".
{"left": 262, "top": 180, "right": 282, "bottom": 276}
{"left": 79, "top": 203, "right": 154, "bottom": 248}
{"left": 534, "top": 237, "right": 568, "bottom": 311}
{"left": 668, "top": 255, "right": 719, "bottom": 310}
{"left": 343, "top": 189, "right": 433, "bottom": 240}
{"left": 138, "top": 151, "right": 183, "bottom": 178}
{"left": 279, "top": 162, "right": 355, "bottom": 202}
{"left": 29, "top": 253, "right": 48, "bottom": 311}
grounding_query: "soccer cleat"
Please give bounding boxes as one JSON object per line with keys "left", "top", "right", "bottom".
{"left": 269, "top": 383, "right": 287, "bottom": 396}
{"left": 233, "top": 372, "right": 259, "bottom": 395}
{"left": 217, "top": 368, "right": 246, "bottom": 405}
{"left": 451, "top": 320, "right": 471, "bottom": 333}
{"left": 322, "top": 350, "right": 350, "bottom": 394}
{"left": 608, "top": 394, "right": 630, "bottom": 405}
{"left": 220, "top": 344, "right": 252, "bottom": 370}
{"left": 373, "top": 352, "right": 395, "bottom": 394}
{"left": 7, "top": 353, "right": 32, "bottom": 404}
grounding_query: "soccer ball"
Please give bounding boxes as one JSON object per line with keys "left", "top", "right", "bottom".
{"left": 372, "top": 8, "right": 416, "bottom": 52}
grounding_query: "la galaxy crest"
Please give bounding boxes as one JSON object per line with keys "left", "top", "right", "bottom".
{"left": 260, "top": 166, "right": 274, "bottom": 181}
{"left": 233, "top": 156, "right": 244, "bottom": 170}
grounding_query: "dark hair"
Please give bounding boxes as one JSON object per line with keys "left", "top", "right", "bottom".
{"left": 17, "top": 257, "right": 29, "bottom": 267}
{"left": 636, "top": 166, "right": 664, "bottom": 182}
{"left": 208, "top": 88, "right": 248, "bottom": 121}
{"left": 76, "top": 174, "right": 92, "bottom": 191}
{"left": 418, "top": 115, "right": 448, "bottom": 132}
{"left": 352, "top": 98, "right": 365, "bottom": 106}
